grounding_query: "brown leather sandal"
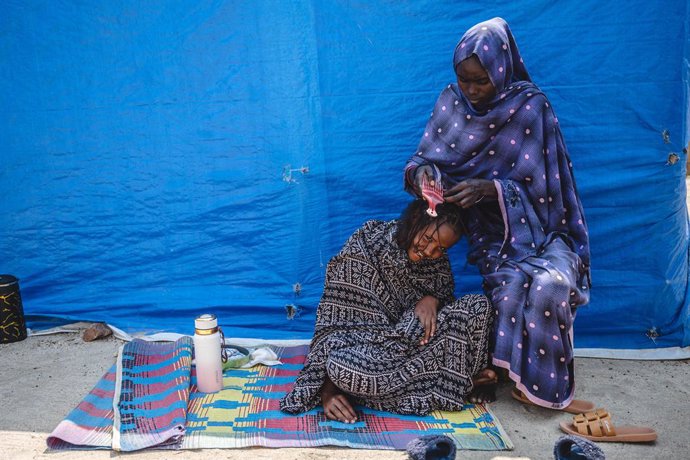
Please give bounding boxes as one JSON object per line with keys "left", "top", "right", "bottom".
{"left": 511, "top": 388, "right": 595, "bottom": 414}
{"left": 559, "top": 408, "right": 657, "bottom": 443}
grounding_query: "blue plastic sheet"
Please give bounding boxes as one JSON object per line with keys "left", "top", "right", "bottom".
{"left": 1, "top": 1, "right": 689, "bottom": 352}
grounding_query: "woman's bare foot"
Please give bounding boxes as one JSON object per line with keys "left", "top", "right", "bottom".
{"left": 468, "top": 368, "right": 498, "bottom": 404}
{"left": 321, "top": 376, "right": 358, "bottom": 423}
{"left": 494, "top": 366, "right": 510, "bottom": 383}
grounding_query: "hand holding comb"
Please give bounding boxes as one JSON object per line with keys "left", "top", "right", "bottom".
{"left": 421, "top": 172, "right": 444, "bottom": 217}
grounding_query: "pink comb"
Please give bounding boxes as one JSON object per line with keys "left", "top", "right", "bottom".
{"left": 421, "top": 173, "right": 444, "bottom": 217}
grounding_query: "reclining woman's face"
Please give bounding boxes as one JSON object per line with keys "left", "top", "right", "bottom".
{"left": 408, "top": 222, "right": 461, "bottom": 262}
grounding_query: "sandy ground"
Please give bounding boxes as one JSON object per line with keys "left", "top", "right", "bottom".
{"left": 2, "top": 323, "right": 689, "bottom": 460}
{"left": 3, "top": 182, "right": 690, "bottom": 460}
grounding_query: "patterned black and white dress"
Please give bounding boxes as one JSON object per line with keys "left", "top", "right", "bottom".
{"left": 280, "top": 220, "right": 493, "bottom": 415}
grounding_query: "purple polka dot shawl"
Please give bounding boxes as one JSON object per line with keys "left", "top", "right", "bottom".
{"left": 405, "top": 17, "right": 589, "bottom": 273}
{"left": 404, "top": 18, "right": 591, "bottom": 408}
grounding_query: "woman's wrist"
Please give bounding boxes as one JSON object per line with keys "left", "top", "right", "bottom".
{"left": 406, "top": 166, "right": 423, "bottom": 195}
{"left": 417, "top": 295, "right": 440, "bottom": 310}
{"left": 482, "top": 179, "right": 498, "bottom": 199}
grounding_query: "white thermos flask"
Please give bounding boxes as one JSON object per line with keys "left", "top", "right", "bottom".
{"left": 193, "top": 314, "right": 223, "bottom": 393}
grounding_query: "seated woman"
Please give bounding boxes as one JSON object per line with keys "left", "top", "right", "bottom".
{"left": 280, "top": 200, "right": 495, "bottom": 423}
{"left": 405, "top": 18, "right": 592, "bottom": 412}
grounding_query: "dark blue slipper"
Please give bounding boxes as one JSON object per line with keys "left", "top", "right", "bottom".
{"left": 406, "top": 434, "right": 457, "bottom": 460}
{"left": 554, "top": 434, "right": 605, "bottom": 459}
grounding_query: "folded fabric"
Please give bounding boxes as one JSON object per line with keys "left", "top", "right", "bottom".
{"left": 554, "top": 434, "right": 605, "bottom": 459}
{"left": 221, "top": 345, "right": 282, "bottom": 370}
{"left": 112, "top": 337, "right": 193, "bottom": 451}
{"left": 406, "top": 434, "right": 457, "bottom": 460}
{"left": 241, "top": 346, "right": 281, "bottom": 367}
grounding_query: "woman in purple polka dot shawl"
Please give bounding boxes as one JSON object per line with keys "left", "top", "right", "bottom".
{"left": 405, "top": 17, "right": 592, "bottom": 411}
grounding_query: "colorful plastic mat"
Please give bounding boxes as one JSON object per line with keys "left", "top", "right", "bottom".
{"left": 47, "top": 340, "right": 513, "bottom": 451}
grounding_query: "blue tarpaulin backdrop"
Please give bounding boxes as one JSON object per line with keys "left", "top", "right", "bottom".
{"left": 2, "top": 1, "right": 689, "bottom": 354}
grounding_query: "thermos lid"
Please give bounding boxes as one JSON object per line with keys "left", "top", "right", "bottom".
{"left": 195, "top": 313, "right": 218, "bottom": 330}
{"left": 0, "top": 274, "right": 18, "bottom": 288}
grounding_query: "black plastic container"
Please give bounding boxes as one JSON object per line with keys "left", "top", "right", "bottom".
{"left": 0, "top": 275, "right": 27, "bottom": 343}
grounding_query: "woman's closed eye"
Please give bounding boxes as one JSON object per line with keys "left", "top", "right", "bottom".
{"left": 457, "top": 76, "right": 491, "bottom": 86}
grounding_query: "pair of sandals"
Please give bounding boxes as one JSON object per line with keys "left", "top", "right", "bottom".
{"left": 511, "top": 389, "right": 657, "bottom": 443}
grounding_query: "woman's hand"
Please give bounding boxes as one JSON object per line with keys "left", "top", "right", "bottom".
{"left": 415, "top": 295, "right": 440, "bottom": 345}
{"left": 444, "top": 178, "right": 497, "bottom": 208}
{"left": 414, "top": 165, "right": 435, "bottom": 195}
{"left": 321, "top": 376, "right": 357, "bottom": 423}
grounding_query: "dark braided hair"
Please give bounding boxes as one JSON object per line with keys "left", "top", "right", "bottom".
{"left": 395, "top": 199, "right": 468, "bottom": 251}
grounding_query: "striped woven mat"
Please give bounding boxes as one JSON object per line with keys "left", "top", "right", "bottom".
{"left": 47, "top": 339, "right": 513, "bottom": 451}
